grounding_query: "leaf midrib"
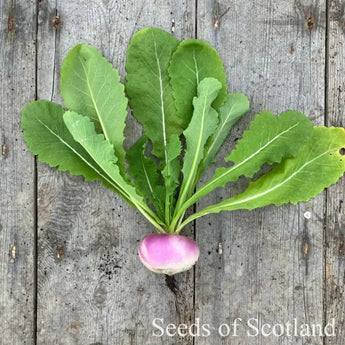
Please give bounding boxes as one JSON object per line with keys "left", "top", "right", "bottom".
{"left": 178, "top": 147, "right": 336, "bottom": 230}
{"left": 78, "top": 56, "right": 110, "bottom": 142}
{"left": 152, "top": 34, "right": 168, "bottom": 166}
{"left": 205, "top": 103, "right": 237, "bottom": 160}
{"left": 217, "top": 149, "right": 334, "bottom": 209}
{"left": 192, "top": 48, "right": 199, "bottom": 85}
{"left": 36, "top": 118, "right": 123, "bottom": 195}
{"left": 141, "top": 154, "right": 154, "bottom": 195}
{"left": 179, "top": 91, "right": 209, "bottom": 205}
{"left": 195, "top": 121, "right": 302, "bottom": 198}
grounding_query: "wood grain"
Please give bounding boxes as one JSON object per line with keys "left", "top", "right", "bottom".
{"left": 195, "top": 1, "right": 327, "bottom": 344}
{"left": 325, "top": 0, "right": 345, "bottom": 343}
{"left": 1, "top": 0, "right": 345, "bottom": 344}
{"left": 0, "top": 1, "right": 37, "bottom": 344}
{"left": 36, "top": 1, "right": 195, "bottom": 344}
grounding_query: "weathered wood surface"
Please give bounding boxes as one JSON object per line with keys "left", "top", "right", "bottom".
{"left": 0, "top": 0, "right": 344, "bottom": 344}
{"left": 36, "top": 1, "right": 195, "bottom": 345}
{"left": 0, "top": 1, "right": 37, "bottom": 344}
{"left": 326, "top": 1, "right": 345, "bottom": 344}
{"left": 195, "top": 1, "right": 326, "bottom": 345}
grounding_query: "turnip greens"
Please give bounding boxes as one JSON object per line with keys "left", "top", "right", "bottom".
{"left": 22, "top": 28, "right": 345, "bottom": 274}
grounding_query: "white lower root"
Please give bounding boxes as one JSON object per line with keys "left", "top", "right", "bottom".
{"left": 138, "top": 233, "right": 200, "bottom": 275}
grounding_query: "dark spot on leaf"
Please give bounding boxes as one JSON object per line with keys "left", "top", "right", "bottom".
{"left": 339, "top": 147, "right": 345, "bottom": 156}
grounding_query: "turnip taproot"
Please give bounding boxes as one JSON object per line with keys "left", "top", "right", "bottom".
{"left": 138, "top": 234, "right": 199, "bottom": 275}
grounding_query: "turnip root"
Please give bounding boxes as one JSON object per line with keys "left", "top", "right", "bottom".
{"left": 138, "top": 234, "right": 199, "bottom": 275}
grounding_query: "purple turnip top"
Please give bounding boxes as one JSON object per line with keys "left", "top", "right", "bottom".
{"left": 138, "top": 234, "right": 199, "bottom": 275}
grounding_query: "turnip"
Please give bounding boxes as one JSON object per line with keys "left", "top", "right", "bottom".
{"left": 138, "top": 234, "right": 199, "bottom": 275}
{"left": 21, "top": 28, "right": 345, "bottom": 275}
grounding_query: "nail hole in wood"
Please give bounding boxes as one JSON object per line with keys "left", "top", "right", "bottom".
{"left": 302, "top": 241, "right": 309, "bottom": 257}
{"left": 7, "top": 13, "right": 15, "bottom": 33}
{"left": 2, "top": 144, "right": 8, "bottom": 157}
{"left": 307, "top": 16, "right": 314, "bottom": 33}
{"left": 57, "top": 245, "right": 64, "bottom": 259}
{"left": 53, "top": 15, "right": 60, "bottom": 31}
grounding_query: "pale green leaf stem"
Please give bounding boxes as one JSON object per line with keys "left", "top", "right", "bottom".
{"left": 201, "top": 93, "right": 250, "bottom": 171}
{"left": 170, "top": 110, "right": 313, "bottom": 231}
{"left": 63, "top": 111, "right": 165, "bottom": 232}
{"left": 127, "top": 136, "right": 165, "bottom": 220}
{"left": 22, "top": 100, "right": 133, "bottom": 202}
{"left": 174, "top": 78, "right": 222, "bottom": 217}
{"left": 161, "top": 134, "right": 182, "bottom": 226}
{"left": 176, "top": 127, "right": 345, "bottom": 232}
{"left": 189, "top": 93, "right": 250, "bottom": 201}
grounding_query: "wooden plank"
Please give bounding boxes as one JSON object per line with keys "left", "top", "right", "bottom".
{"left": 195, "top": 1, "right": 326, "bottom": 343}
{"left": 325, "top": 0, "right": 345, "bottom": 343}
{"left": 0, "top": 1, "right": 37, "bottom": 344}
{"left": 36, "top": 1, "right": 195, "bottom": 344}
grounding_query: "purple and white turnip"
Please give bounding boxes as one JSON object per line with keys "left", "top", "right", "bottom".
{"left": 138, "top": 234, "right": 199, "bottom": 275}
{"left": 21, "top": 28, "right": 345, "bottom": 275}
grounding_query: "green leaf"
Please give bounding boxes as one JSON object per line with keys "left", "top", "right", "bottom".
{"left": 175, "top": 77, "right": 222, "bottom": 211}
{"left": 188, "top": 93, "right": 249, "bottom": 201}
{"left": 192, "top": 111, "right": 311, "bottom": 203}
{"left": 63, "top": 110, "right": 138, "bottom": 200}
{"left": 127, "top": 136, "right": 165, "bottom": 219}
{"left": 125, "top": 28, "right": 182, "bottom": 165}
{"left": 61, "top": 44, "right": 128, "bottom": 172}
{"left": 161, "top": 134, "right": 182, "bottom": 224}
{"left": 63, "top": 111, "right": 165, "bottom": 231}
{"left": 171, "top": 110, "right": 313, "bottom": 228}
{"left": 199, "top": 93, "right": 250, "bottom": 175}
{"left": 180, "top": 126, "right": 345, "bottom": 228}
{"left": 169, "top": 39, "right": 227, "bottom": 127}
{"left": 227, "top": 110, "right": 313, "bottom": 173}
{"left": 21, "top": 100, "right": 131, "bottom": 203}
